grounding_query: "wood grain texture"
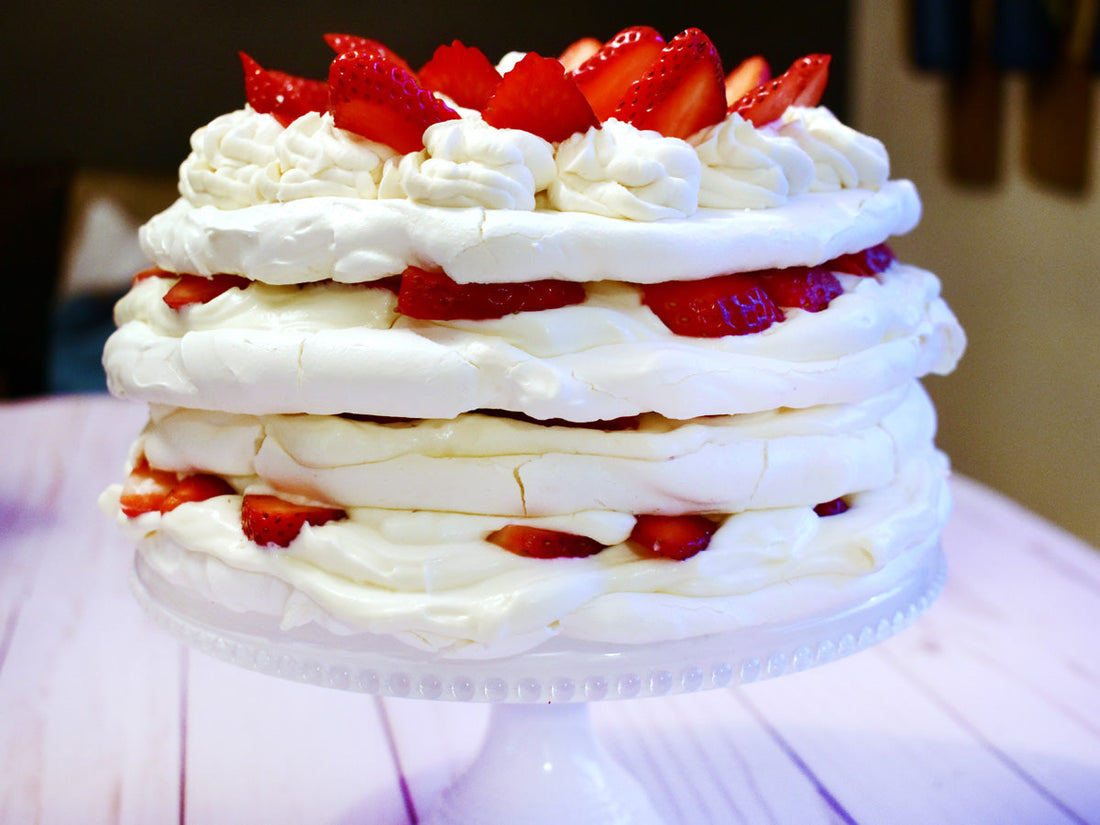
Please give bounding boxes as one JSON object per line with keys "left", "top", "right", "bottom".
{"left": 1, "top": 395, "right": 1098, "bottom": 825}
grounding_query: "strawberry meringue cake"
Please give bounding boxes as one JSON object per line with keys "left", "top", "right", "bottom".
{"left": 102, "top": 27, "right": 965, "bottom": 658}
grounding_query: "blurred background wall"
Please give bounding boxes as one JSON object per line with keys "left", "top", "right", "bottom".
{"left": 851, "top": 3, "right": 1100, "bottom": 547}
{"left": 2, "top": 1, "right": 1098, "bottom": 548}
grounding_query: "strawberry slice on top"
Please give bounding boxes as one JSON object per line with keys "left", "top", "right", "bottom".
{"left": 328, "top": 50, "right": 459, "bottom": 153}
{"left": 239, "top": 52, "right": 328, "bottom": 128}
{"left": 612, "top": 28, "right": 727, "bottom": 140}
{"left": 558, "top": 36, "right": 602, "bottom": 72}
{"left": 572, "top": 26, "right": 665, "bottom": 121}
{"left": 724, "top": 55, "right": 770, "bottom": 107}
{"left": 418, "top": 40, "right": 502, "bottom": 111}
{"left": 323, "top": 33, "right": 417, "bottom": 77}
{"left": 730, "top": 53, "right": 831, "bottom": 127}
{"left": 483, "top": 53, "right": 599, "bottom": 143}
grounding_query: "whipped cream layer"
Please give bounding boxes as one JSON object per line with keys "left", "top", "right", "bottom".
{"left": 103, "top": 261, "right": 964, "bottom": 420}
{"left": 104, "top": 446, "right": 951, "bottom": 657}
{"left": 177, "top": 105, "right": 889, "bottom": 220}
{"left": 141, "top": 181, "right": 918, "bottom": 286}
{"left": 134, "top": 381, "right": 934, "bottom": 517}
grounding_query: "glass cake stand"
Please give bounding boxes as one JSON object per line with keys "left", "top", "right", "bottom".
{"left": 131, "top": 543, "right": 946, "bottom": 825}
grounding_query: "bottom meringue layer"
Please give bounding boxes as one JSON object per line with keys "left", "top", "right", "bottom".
{"left": 103, "top": 448, "right": 951, "bottom": 658}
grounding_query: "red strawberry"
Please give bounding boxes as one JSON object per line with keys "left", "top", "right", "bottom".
{"left": 163, "top": 273, "right": 249, "bottom": 310}
{"left": 730, "top": 53, "right": 831, "bottom": 127}
{"left": 241, "top": 494, "right": 347, "bottom": 548}
{"left": 724, "top": 55, "right": 771, "bottom": 106}
{"left": 487, "top": 525, "right": 605, "bottom": 559}
{"left": 119, "top": 459, "right": 178, "bottom": 517}
{"left": 629, "top": 514, "right": 718, "bottom": 561}
{"left": 641, "top": 274, "right": 784, "bottom": 337}
{"left": 132, "top": 267, "right": 173, "bottom": 286}
{"left": 558, "top": 36, "right": 602, "bottom": 72}
{"left": 418, "top": 40, "right": 502, "bottom": 111}
{"left": 756, "top": 266, "right": 842, "bottom": 312}
{"left": 572, "top": 26, "right": 665, "bottom": 121}
{"left": 814, "top": 497, "right": 850, "bottom": 517}
{"left": 239, "top": 52, "right": 328, "bottom": 128}
{"left": 160, "top": 474, "right": 236, "bottom": 513}
{"left": 328, "top": 51, "right": 459, "bottom": 153}
{"left": 396, "top": 267, "right": 585, "bottom": 320}
{"left": 483, "top": 53, "right": 599, "bottom": 143}
{"left": 323, "top": 33, "right": 416, "bottom": 77}
{"left": 824, "top": 243, "right": 896, "bottom": 278}
{"left": 613, "top": 28, "right": 726, "bottom": 140}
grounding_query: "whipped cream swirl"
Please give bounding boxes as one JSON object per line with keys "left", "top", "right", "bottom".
{"left": 691, "top": 113, "right": 815, "bottom": 208}
{"left": 548, "top": 119, "right": 701, "bottom": 220}
{"left": 776, "top": 106, "right": 890, "bottom": 192}
{"left": 179, "top": 108, "right": 283, "bottom": 208}
{"left": 378, "top": 118, "right": 556, "bottom": 210}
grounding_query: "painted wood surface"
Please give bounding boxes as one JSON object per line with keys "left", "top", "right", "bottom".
{"left": 1, "top": 394, "right": 1097, "bottom": 825}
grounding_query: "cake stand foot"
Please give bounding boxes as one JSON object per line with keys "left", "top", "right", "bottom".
{"left": 421, "top": 702, "right": 666, "bottom": 825}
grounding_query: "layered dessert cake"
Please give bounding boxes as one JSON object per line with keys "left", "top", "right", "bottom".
{"left": 102, "top": 26, "right": 965, "bottom": 658}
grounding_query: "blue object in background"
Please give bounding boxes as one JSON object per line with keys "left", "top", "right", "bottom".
{"left": 912, "top": 0, "right": 972, "bottom": 71}
{"left": 48, "top": 293, "right": 119, "bottom": 394}
{"left": 993, "top": 0, "right": 1060, "bottom": 70}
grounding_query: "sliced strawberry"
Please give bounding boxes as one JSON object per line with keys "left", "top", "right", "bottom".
{"left": 724, "top": 55, "right": 771, "bottom": 107}
{"left": 241, "top": 494, "right": 347, "bottom": 548}
{"left": 239, "top": 52, "right": 328, "bottom": 128}
{"left": 629, "top": 514, "right": 718, "bottom": 561}
{"left": 418, "top": 41, "right": 502, "bottom": 111}
{"left": 824, "top": 243, "right": 897, "bottom": 278}
{"left": 160, "top": 474, "right": 236, "bottom": 514}
{"left": 572, "top": 26, "right": 665, "bottom": 121}
{"left": 731, "top": 53, "right": 831, "bottom": 127}
{"left": 328, "top": 50, "right": 459, "bottom": 153}
{"left": 132, "top": 267, "right": 173, "bottom": 286}
{"left": 487, "top": 525, "right": 605, "bottom": 559}
{"left": 119, "top": 459, "right": 178, "bottom": 517}
{"left": 396, "top": 266, "right": 585, "bottom": 320}
{"left": 163, "top": 273, "right": 249, "bottom": 310}
{"left": 323, "top": 33, "right": 416, "bottom": 77}
{"left": 641, "top": 274, "right": 784, "bottom": 337}
{"left": 756, "top": 266, "right": 842, "bottom": 312}
{"left": 483, "top": 53, "right": 599, "bottom": 143}
{"left": 558, "top": 36, "right": 602, "bottom": 72}
{"left": 814, "top": 497, "right": 850, "bottom": 517}
{"left": 613, "top": 28, "right": 726, "bottom": 139}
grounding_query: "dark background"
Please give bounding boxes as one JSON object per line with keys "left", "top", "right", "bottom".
{"left": 3, "top": 0, "right": 850, "bottom": 173}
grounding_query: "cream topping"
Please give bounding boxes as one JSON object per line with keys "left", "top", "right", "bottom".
{"left": 104, "top": 263, "right": 965, "bottom": 419}
{"left": 378, "top": 118, "right": 556, "bottom": 210}
{"left": 547, "top": 119, "right": 701, "bottom": 220}
{"left": 175, "top": 105, "right": 894, "bottom": 221}
{"left": 178, "top": 108, "right": 283, "bottom": 208}
{"left": 106, "top": 448, "right": 951, "bottom": 656}
{"left": 141, "top": 181, "right": 920, "bottom": 286}
{"left": 690, "top": 112, "right": 815, "bottom": 208}
{"left": 776, "top": 106, "right": 890, "bottom": 192}
{"left": 135, "top": 381, "right": 935, "bottom": 518}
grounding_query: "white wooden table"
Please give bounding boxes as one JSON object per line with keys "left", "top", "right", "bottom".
{"left": 1, "top": 394, "right": 1098, "bottom": 825}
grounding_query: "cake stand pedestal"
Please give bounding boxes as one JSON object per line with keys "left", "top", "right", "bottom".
{"left": 131, "top": 543, "right": 946, "bottom": 825}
